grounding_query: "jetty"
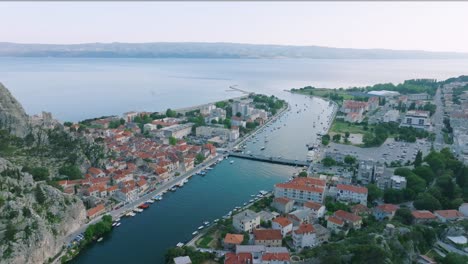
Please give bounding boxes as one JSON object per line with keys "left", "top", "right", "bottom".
{"left": 227, "top": 152, "right": 309, "bottom": 167}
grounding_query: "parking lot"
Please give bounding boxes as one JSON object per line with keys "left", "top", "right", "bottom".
{"left": 328, "top": 137, "right": 432, "bottom": 164}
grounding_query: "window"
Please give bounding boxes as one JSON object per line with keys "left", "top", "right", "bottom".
{"left": 406, "top": 118, "right": 412, "bottom": 124}
{"left": 418, "top": 119, "right": 424, "bottom": 125}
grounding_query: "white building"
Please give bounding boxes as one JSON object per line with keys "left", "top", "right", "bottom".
{"left": 274, "top": 177, "right": 326, "bottom": 204}
{"left": 459, "top": 203, "right": 468, "bottom": 217}
{"left": 233, "top": 209, "right": 261, "bottom": 232}
{"left": 272, "top": 217, "right": 293, "bottom": 238}
{"left": 336, "top": 184, "right": 368, "bottom": 205}
{"left": 400, "top": 110, "right": 431, "bottom": 130}
{"left": 303, "top": 201, "right": 326, "bottom": 219}
{"left": 161, "top": 123, "right": 194, "bottom": 139}
{"left": 200, "top": 104, "right": 216, "bottom": 115}
{"left": 390, "top": 175, "right": 407, "bottom": 190}
{"left": 195, "top": 126, "right": 239, "bottom": 141}
{"left": 143, "top": 123, "right": 158, "bottom": 132}
{"left": 292, "top": 223, "right": 317, "bottom": 250}
{"left": 382, "top": 110, "right": 400, "bottom": 123}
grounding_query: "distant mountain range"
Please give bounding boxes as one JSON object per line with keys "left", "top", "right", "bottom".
{"left": 0, "top": 42, "right": 467, "bottom": 59}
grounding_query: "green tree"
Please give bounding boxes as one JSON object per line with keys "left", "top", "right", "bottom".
{"left": 393, "top": 208, "right": 414, "bottom": 225}
{"left": 195, "top": 154, "right": 205, "bottom": 165}
{"left": 367, "top": 184, "right": 383, "bottom": 203}
{"left": 35, "top": 186, "right": 47, "bottom": 204}
{"left": 63, "top": 122, "right": 73, "bottom": 127}
{"left": 322, "top": 157, "right": 336, "bottom": 167}
{"left": 412, "top": 166, "right": 435, "bottom": 185}
{"left": 345, "top": 131, "right": 350, "bottom": 138}
{"left": 169, "top": 136, "right": 177, "bottom": 146}
{"left": 440, "top": 253, "right": 468, "bottom": 264}
{"left": 29, "top": 167, "right": 50, "bottom": 181}
{"left": 414, "top": 150, "right": 423, "bottom": 167}
{"left": 298, "top": 171, "right": 308, "bottom": 177}
{"left": 235, "top": 112, "right": 242, "bottom": 117}
{"left": 157, "top": 124, "right": 163, "bottom": 129}
{"left": 344, "top": 155, "right": 356, "bottom": 165}
{"left": 59, "top": 165, "right": 82, "bottom": 180}
{"left": 166, "top": 108, "right": 177, "bottom": 118}
{"left": 413, "top": 193, "right": 441, "bottom": 211}
{"left": 332, "top": 134, "right": 341, "bottom": 142}
{"left": 210, "top": 119, "right": 217, "bottom": 124}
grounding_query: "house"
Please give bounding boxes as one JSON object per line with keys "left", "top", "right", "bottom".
{"left": 390, "top": 175, "right": 407, "bottom": 190}
{"left": 86, "top": 204, "right": 105, "bottom": 219}
{"left": 253, "top": 229, "right": 282, "bottom": 247}
{"left": 351, "top": 204, "right": 372, "bottom": 216}
{"left": 136, "top": 179, "right": 148, "bottom": 193}
{"left": 313, "top": 224, "right": 330, "bottom": 244}
{"left": 115, "top": 186, "right": 139, "bottom": 203}
{"left": 231, "top": 116, "right": 246, "bottom": 128}
{"left": 336, "top": 184, "right": 368, "bottom": 205}
{"left": 261, "top": 252, "right": 291, "bottom": 264}
{"left": 341, "top": 100, "right": 368, "bottom": 115}
{"left": 303, "top": 201, "right": 326, "bottom": 219}
{"left": 412, "top": 210, "right": 437, "bottom": 224}
{"left": 458, "top": 203, "right": 468, "bottom": 217}
{"left": 382, "top": 110, "right": 400, "bottom": 123}
{"left": 288, "top": 209, "right": 312, "bottom": 226}
{"left": 326, "top": 216, "right": 345, "bottom": 233}
{"left": 233, "top": 210, "right": 261, "bottom": 232}
{"left": 257, "top": 211, "right": 276, "bottom": 223}
{"left": 224, "top": 252, "right": 253, "bottom": 264}
{"left": 88, "top": 167, "right": 105, "bottom": 178}
{"left": 272, "top": 217, "right": 293, "bottom": 238}
{"left": 293, "top": 223, "right": 317, "bottom": 250}
{"left": 161, "top": 123, "right": 193, "bottom": 139}
{"left": 400, "top": 110, "right": 431, "bottom": 130}
{"left": 272, "top": 197, "right": 294, "bottom": 214}
{"left": 174, "top": 256, "right": 192, "bottom": 264}
{"left": 107, "top": 185, "right": 118, "bottom": 196}
{"left": 345, "top": 112, "right": 364, "bottom": 123}
{"left": 434, "top": 210, "right": 464, "bottom": 223}
{"left": 235, "top": 245, "right": 266, "bottom": 260}
{"left": 367, "top": 97, "right": 380, "bottom": 111}
{"left": 334, "top": 210, "right": 362, "bottom": 229}
{"left": 224, "top": 233, "right": 245, "bottom": 250}
{"left": 373, "top": 204, "right": 399, "bottom": 221}
{"left": 274, "top": 177, "right": 326, "bottom": 204}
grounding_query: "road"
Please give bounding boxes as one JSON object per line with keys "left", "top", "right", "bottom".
{"left": 432, "top": 87, "right": 446, "bottom": 151}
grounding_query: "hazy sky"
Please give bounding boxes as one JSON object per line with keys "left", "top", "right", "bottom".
{"left": 1, "top": 2, "right": 468, "bottom": 52}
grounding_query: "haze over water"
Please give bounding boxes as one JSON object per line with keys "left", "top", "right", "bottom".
{"left": 2, "top": 58, "right": 468, "bottom": 121}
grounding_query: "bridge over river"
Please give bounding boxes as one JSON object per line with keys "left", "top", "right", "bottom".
{"left": 228, "top": 152, "right": 310, "bottom": 167}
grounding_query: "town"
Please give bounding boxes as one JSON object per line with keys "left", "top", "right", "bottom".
{"left": 167, "top": 77, "right": 468, "bottom": 264}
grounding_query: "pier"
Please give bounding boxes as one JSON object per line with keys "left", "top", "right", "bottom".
{"left": 228, "top": 152, "right": 310, "bottom": 167}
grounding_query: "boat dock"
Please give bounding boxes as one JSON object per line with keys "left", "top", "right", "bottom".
{"left": 227, "top": 152, "right": 309, "bottom": 167}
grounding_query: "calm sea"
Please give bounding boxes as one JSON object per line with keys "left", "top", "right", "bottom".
{"left": 1, "top": 58, "right": 468, "bottom": 121}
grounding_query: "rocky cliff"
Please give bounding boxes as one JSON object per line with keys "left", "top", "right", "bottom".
{"left": 0, "top": 83, "right": 88, "bottom": 263}
{"left": 0, "top": 158, "right": 86, "bottom": 264}
{"left": 0, "top": 82, "right": 30, "bottom": 137}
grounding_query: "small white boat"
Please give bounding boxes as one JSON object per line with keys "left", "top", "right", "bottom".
{"left": 116, "top": 222, "right": 121, "bottom": 227}
{"left": 213, "top": 219, "right": 219, "bottom": 223}
{"left": 176, "top": 242, "right": 184, "bottom": 247}
{"left": 203, "top": 221, "right": 210, "bottom": 226}
{"left": 112, "top": 223, "right": 117, "bottom": 227}
{"left": 97, "top": 237, "right": 103, "bottom": 242}
{"left": 192, "top": 231, "right": 199, "bottom": 236}
{"left": 198, "top": 226, "right": 204, "bottom": 230}
{"left": 230, "top": 160, "right": 234, "bottom": 164}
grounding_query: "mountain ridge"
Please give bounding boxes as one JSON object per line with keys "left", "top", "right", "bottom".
{"left": 0, "top": 42, "right": 467, "bottom": 59}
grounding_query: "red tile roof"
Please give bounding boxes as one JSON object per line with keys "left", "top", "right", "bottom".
{"left": 274, "top": 197, "right": 292, "bottom": 205}
{"left": 412, "top": 210, "right": 436, "bottom": 219}
{"left": 253, "top": 229, "right": 282, "bottom": 241}
{"left": 276, "top": 177, "right": 326, "bottom": 193}
{"left": 261, "top": 253, "right": 290, "bottom": 261}
{"left": 87, "top": 204, "right": 105, "bottom": 218}
{"left": 304, "top": 201, "right": 323, "bottom": 210}
{"left": 337, "top": 184, "right": 368, "bottom": 194}
{"left": 273, "top": 217, "right": 292, "bottom": 227}
{"left": 376, "top": 204, "right": 399, "bottom": 213}
{"left": 294, "top": 223, "right": 315, "bottom": 235}
{"left": 334, "top": 210, "right": 362, "bottom": 223}
{"left": 327, "top": 216, "right": 344, "bottom": 226}
{"left": 224, "top": 253, "right": 252, "bottom": 264}
{"left": 224, "top": 233, "right": 244, "bottom": 245}
{"left": 434, "top": 210, "right": 463, "bottom": 219}
{"left": 351, "top": 204, "right": 371, "bottom": 214}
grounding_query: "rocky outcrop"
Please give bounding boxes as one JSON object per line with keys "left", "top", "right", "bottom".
{"left": 0, "top": 158, "right": 86, "bottom": 264}
{"left": 0, "top": 82, "right": 30, "bottom": 137}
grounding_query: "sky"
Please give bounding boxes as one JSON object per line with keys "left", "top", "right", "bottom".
{"left": 1, "top": 2, "right": 468, "bottom": 52}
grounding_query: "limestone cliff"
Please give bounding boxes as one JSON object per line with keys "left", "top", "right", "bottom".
{"left": 0, "top": 158, "right": 87, "bottom": 264}
{"left": 0, "top": 82, "right": 30, "bottom": 137}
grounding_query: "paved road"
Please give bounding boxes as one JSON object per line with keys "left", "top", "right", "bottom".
{"left": 432, "top": 87, "right": 446, "bottom": 151}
